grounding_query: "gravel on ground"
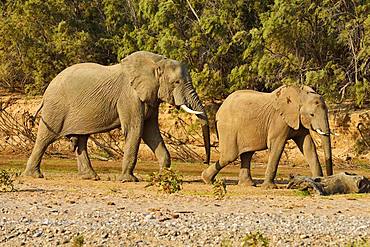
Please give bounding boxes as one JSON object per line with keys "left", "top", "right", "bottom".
{"left": 1, "top": 176, "right": 369, "bottom": 246}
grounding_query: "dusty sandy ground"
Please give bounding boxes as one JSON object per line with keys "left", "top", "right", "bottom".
{"left": 0, "top": 157, "right": 370, "bottom": 246}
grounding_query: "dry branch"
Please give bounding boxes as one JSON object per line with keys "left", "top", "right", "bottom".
{"left": 0, "top": 98, "right": 207, "bottom": 162}
{"left": 0, "top": 100, "right": 36, "bottom": 153}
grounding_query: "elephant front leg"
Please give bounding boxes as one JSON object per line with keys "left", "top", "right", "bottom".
{"left": 239, "top": 152, "right": 255, "bottom": 186}
{"left": 142, "top": 116, "right": 170, "bottom": 170}
{"left": 118, "top": 125, "right": 143, "bottom": 183}
{"left": 262, "top": 140, "right": 287, "bottom": 189}
{"left": 293, "top": 132, "right": 323, "bottom": 177}
{"left": 75, "top": 135, "right": 100, "bottom": 180}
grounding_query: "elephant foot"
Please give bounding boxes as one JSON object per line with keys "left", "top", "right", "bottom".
{"left": 201, "top": 169, "right": 216, "bottom": 184}
{"left": 79, "top": 171, "right": 100, "bottom": 181}
{"left": 261, "top": 181, "right": 278, "bottom": 189}
{"left": 22, "top": 168, "right": 44, "bottom": 178}
{"left": 238, "top": 179, "right": 256, "bottom": 187}
{"left": 118, "top": 173, "right": 139, "bottom": 183}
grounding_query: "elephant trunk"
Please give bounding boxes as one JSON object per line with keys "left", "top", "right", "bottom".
{"left": 183, "top": 83, "right": 211, "bottom": 164}
{"left": 321, "top": 134, "right": 333, "bottom": 176}
{"left": 316, "top": 116, "right": 333, "bottom": 176}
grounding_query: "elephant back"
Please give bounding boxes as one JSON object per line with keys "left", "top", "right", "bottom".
{"left": 216, "top": 90, "right": 271, "bottom": 122}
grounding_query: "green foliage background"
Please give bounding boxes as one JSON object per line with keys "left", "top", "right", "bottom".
{"left": 0, "top": 0, "right": 369, "bottom": 105}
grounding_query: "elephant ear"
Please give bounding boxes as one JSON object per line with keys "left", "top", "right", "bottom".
{"left": 121, "top": 54, "right": 162, "bottom": 106}
{"left": 273, "top": 86, "right": 301, "bottom": 130}
{"left": 300, "top": 85, "right": 316, "bottom": 94}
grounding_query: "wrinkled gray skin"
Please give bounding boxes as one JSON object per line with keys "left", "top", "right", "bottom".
{"left": 202, "top": 85, "right": 333, "bottom": 189}
{"left": 23, "top": 51, "right": 210, "bottom": 181}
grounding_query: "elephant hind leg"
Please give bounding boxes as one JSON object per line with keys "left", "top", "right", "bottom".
{"left": 202, "top": 138, "right": 238, "bottom": 184}
{"left": 239, "top": 152, "right": 255, "bottom": 186}
{"left": 23, "top": 121, "right": 58, "bottom": 178}
{"left": 201, "top": 157, "right": 235, "bottom": 184}
{"left": 75, "top": 135, "right": 99, "bottom": 180}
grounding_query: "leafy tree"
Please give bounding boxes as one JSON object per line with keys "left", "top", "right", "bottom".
{"left": 0, "top": 0, "right": 125, "bottom": 94}
{"left": 243, "top": 0, "right": 370, "bottom": 104}
{"left": 0, "top": 0, "right": 369, "bottom": 106}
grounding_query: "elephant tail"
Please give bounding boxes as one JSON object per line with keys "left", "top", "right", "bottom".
{"left": 32, "top": 100, "right": 44, "bottom": 119}
{"left": 27, "top": 100, "right": 43, "bottom": 128}
{"left": 215, "top": 120, "right": 219, "bottom": 141}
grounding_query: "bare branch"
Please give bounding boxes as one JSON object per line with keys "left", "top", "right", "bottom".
{"left": 186, "top": 0, "right": 200, "bottom": 23}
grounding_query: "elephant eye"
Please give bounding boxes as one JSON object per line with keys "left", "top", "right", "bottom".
{"left": 310, "top": 113, "right": 314, "bottom": 117}
{"left": 174, "top": 80, "right": 180, "bottom": 84}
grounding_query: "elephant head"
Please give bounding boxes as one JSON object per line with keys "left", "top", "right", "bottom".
{"left": 122, "top": 51, "right": 211, "bottom": 164}
{"left": 274, "top": 85, "right": 333, "bottom": 176}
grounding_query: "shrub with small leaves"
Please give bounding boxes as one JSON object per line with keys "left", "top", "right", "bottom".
{"left": 212, "top": 177, "right": 227, "bottom": 200}
{"left": 220, "top": 238, "right": 233, "bottom": 247}
{"left": 295, "top": 189, "right": 312, "bottom": 197}
{"left": 146, "top": 168, "right": 183, "bottom": 194}
{"left": 0, "top": 169, "right": 19, "bottom": 192}
{"left": 241, "top": 231, "right": 269, "bottom": 247}
{"left": 72, "top": 233, "right": 84, "bottom": 247}
{"left": 346, "top": 237, "right": 370, "bottom": 247}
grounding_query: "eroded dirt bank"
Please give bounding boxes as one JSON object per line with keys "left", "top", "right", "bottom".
{"left": 1, "top": 96, "right": 370, "bottom": 246}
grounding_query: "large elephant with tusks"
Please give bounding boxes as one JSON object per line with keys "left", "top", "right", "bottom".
{"left": 23, "top": 51, "right": 210, "bottom": 181}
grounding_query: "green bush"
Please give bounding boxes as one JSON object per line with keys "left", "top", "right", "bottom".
{"left": 346, "top": 237, "right": 370, "bottom": 247}
{"left": 72, "top": 233, "right": 84, "bottom": 247}
{"left": 241, "top": 231, "right": 269, "bottom": 247}
{"left": 212, "top": 177, "right": 227, "bottom": 200}
{"left": 0, "top": 169, "right": 19, "bottom": 192}
{"left": 146, "top": 168, "right": 183, "bottom": 194}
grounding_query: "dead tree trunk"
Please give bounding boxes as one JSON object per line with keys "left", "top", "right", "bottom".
{"left": 288, "top": 172, "right": 370, "bottom": 195}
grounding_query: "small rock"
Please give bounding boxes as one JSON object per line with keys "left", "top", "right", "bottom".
{"left": 144, "top": 214, "right": 155, "bottom": 220}
{"left": 33, "top": 231, "right": 43, "bottom": 238}
{"left": 42, "top": 219, "right": 50, "bottom": 225}
{"left": 62, "top": 238, "right": 70, "bottom": 244}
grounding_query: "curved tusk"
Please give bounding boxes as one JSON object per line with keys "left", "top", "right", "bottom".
{"left": 181, "top": 105, "right": 204, "bottom": 115}
{"left": 315, "top": 128, "right": 329, "bottom": 136}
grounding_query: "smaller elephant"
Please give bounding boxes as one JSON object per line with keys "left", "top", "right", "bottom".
{"left": 202, "top": 85, "right": 333, "bottom": 188}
